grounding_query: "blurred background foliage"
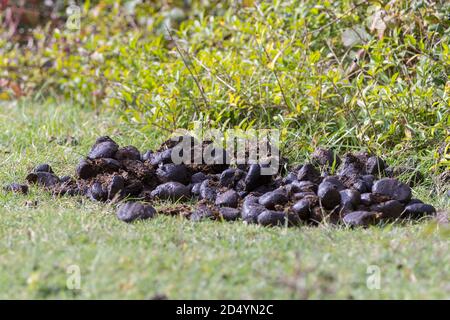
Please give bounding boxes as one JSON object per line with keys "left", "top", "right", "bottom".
{"left": 0, "top": 0, "right": 449, "bottom": 172}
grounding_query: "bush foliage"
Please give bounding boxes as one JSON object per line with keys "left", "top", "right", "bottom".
{"left": 0, "top": 0, "right": 449, "bottom": 169}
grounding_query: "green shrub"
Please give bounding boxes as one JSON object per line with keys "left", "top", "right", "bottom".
{"left": 0, "top": 0, "right": 449, "bottom": 169}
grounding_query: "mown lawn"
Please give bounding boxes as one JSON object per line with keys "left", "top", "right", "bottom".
{"left": 0, "top": 102, "right": 448, "bottom": 299}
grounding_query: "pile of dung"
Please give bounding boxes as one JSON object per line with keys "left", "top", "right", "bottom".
{"left": 5, "top": 136, "right": 441, "bottom": 228}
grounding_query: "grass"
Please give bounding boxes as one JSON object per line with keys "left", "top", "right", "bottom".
{"left": 0, "top": 101, "right": 449, "bottom": 299}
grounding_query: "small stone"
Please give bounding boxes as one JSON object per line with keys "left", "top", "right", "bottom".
{"left": 116, "top": 202, "right": 156, "bottom": 223}
{"left": 322, "top": 176, "right": 345, "bottom": 191}
{"left": 219, "top": 168, "right": 236, "bottom": 188}
{"left": 88, "top": 182, "right": 107, "bottom": 201}
{"left": 4, "top": 183, "right": 28, "bottom": 194}
{"left": 215, "top": 190, "right": 239, "bottom": 208}
{"left": 191, "top": 183, "right": 202, "bottom": 196}
{"left": 340, "top": 189, "right": 361, "bottom": 211}
{"left": 403, "top": 203, "right": 436, "bottom": 219}
{"left": 291, "top": 198, "right": 314, "bottom": 220}
{"left": 360, "top": 193, "right": 373, "bottom": 206}
{"left": 289, "top": 180, "right": 318, "bottom": 194}
{"left": 199, "top": 179, "right": 217, "bottom": 201}
{"left": 318, "top": 182, "right": 341, "bottom": 210}
{"left": 258, "top": 189, "right": 289, "bottom": 209}
{"left": 372, "top": 178, "right": 412, "bottom": 203}
{"left": 97, "top": 158, "right": 122, "bottom": 173}
{"left": 88, "top": 136, "right": 119, "bottom": 159}
{"left": 244, "top": 164, "right": 271, "bottom": 191}
{"left": 257, "top": 210, "right": 287, "bottom": 227}
{"left": 148, "top": 149, "right": 173, "bottom": 166}
{"left": 361, "top": 175, "right": 375, "bottom": 190}
{"left": 297, "top": 164, "right": 321, "bottom": 183}
{"left": 282, "top": 172, "right": 297, "bottom": 185}
{"left": 243, "top": 194, "right": 260, "bottom": 205}
{"left": 121, "top": 160, "right": 153, "bottom": 182}
{"left": 190, "top": 204, "right": 215, "bottom": 222}
{"left": 311, "top": 148, "right": 341, "bottom": 169}
{"left": 218, "top": 207, "right": 240, "bottom": 221}
{"left": 191, "top": 172, "right": 208, "bottom": 184}
{"left": 26, "top": 172, "right": 60, "bottom": 188}
{"left": 156, "top": 164, "right": 190, "bottom": 184}
{"left": 338, "top": 154, "right": 366, "bottom": 177}
{"left": 115, "top": 145, "right": 141, "bottom": 161}
{"left": 366, "top": 156, "right": 386, "bottom": 175}
{"left": 150, "top": 182, "right": 191, "bottom": 201}
{"left": 107, "top": 175, "right": 125, "bottom": 200}
{"left": 352, "top": 179, "right": 370, "bottom": 193}
{"left": 33, "top": 164, "right": 53, "bottom": 173}
{"left": 76, "top": 159, "right": 97, "bottom": 179}
{"left": 343, "top": 211, "right": 379, "bottom": 227}
{"left": 371, "top": 200, "right": 404, "bottom": 220}
{"left": 241, "top": 195, "right": 266, "bottom": 223}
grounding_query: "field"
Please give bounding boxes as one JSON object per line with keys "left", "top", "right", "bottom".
{"left": 1, "top": 0, "right": 449, "bottom": 300}
{"left": 0, "top": 102, "right": 448, "bottom": 299}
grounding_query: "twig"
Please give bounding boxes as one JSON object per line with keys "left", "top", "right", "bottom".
{"left": 308, "top": 0, "right": 370, "bottom": 35}
{"left": 255, "top": 37, "right": 290, "bottom": 109}
{"left": 191, "top": 56, "right": 236, "bottom": 92}
{"left": 164, "top": 24, "right": 209, "bottom": 110}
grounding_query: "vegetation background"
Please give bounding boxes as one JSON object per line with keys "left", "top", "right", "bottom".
{"left": 0, "top": 0, "right": 449, "bottom": 299}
